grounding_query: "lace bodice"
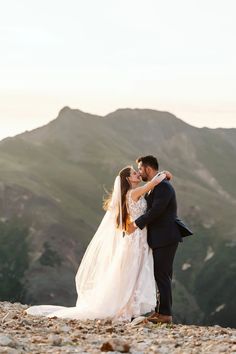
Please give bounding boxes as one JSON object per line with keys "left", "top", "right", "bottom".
{"left": 126, "top": 190, "right": 147, "bottom": 220}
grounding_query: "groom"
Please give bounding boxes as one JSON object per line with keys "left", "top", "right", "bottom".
{"left": 128, "top": 155, "right": 183, "bottom": 324}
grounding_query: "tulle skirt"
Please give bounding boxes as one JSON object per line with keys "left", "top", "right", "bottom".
{"left": 27, "top": 208, "right": 156, "bottom": 321}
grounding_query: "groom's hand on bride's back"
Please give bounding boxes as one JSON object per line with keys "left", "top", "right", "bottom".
{"left": 126, "top": 222, "right": 137, "bottom": 235}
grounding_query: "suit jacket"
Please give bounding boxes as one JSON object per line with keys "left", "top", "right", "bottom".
{"left": 135, "top": 179, "right": 183, "bottom": 249}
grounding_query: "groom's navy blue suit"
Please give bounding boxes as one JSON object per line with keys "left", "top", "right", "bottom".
{"left": 135, "top": 178, "right": 182, "bottom": 316}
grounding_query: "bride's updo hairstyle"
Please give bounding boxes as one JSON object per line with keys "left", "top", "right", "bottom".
{"left": 103, "top": 166, "right": 132, "bottom": 231}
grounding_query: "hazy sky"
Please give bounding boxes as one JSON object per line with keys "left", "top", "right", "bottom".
{"left": 0, "top": 0, "right": 236, "bottom": 140}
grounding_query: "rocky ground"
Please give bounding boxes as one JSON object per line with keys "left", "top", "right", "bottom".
{"left": 0, "top": 302, "right": 235, "bottom": 354}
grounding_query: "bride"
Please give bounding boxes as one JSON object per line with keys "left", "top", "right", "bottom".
{"left": 26, "top": 166, "right": 170, "bottom": 321}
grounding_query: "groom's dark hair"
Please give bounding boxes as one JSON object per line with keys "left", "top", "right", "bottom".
{"left": 136, "top": 155, "right": 159, "bottom": 170}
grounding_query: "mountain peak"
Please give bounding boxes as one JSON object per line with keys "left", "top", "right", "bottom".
{"left": 58, "top": 106, "right": 72, "bottom": 115}
{"left": 58, "top": 106, "right": 86, "bottom": 118}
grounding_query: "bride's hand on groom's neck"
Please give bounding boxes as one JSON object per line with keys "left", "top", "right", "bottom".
{"left": 163, "top": 170, "right": 172, "bottom": 180}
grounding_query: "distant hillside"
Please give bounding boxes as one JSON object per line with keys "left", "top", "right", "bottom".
{"left": 0, "top": 107, "right": 235, "bottom": 327}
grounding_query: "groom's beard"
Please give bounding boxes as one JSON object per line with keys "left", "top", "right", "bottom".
{"left": 141, "top": 176, "right": 148, "bottom": 182}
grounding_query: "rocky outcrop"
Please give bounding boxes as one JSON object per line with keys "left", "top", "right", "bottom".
{"left": 0, "top": 302, "right": 235, "bottom": 353}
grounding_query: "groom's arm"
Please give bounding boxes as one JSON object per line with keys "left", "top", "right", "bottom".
{"left": 135, "top": 182, "right": 173, "bottom": 230}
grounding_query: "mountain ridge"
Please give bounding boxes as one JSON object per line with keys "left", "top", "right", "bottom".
{"left": 2, "top": 106, "right": 235, "bottom": 146}
{"left": 0, "top": 107, "right": 235, "bottom": 328}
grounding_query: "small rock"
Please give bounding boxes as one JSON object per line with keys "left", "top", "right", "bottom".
{"left": 140, "top": 328, "right": 150, "bottom": 334}
{"left": 48, "top": 334, "right": 62, "bottom": 346}
{"left": 2, "top": 312, "right": 16, "bottom": 323}
{"left": 217, "top": 345, "right": 229, "bottom": 352}
{"left": 0, "top": 348, "right": 20, "bottom": 354}
{"left": 106, "top": 327, "right": 114, "bottom": 333}
{"left": 129, "top": 316, "right": 147, "bottom": 326}
{"left": 100, "top": 339, "right": 130, "bottom": 352}
{"left": 0, "top": 335, "right": 16, "bottom": 348}
{"left": 60, "top": 324, "right": 71, "bottom": 332}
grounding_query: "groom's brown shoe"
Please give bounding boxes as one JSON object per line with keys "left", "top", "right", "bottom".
{"left": 147, "top": 313, "right": 172, "bottom": 324}
{"left": 147, "top": 312, "right": 159, "bottom": 323}
{"left": 147, "top": 312, "right": 159, "bottom": 320}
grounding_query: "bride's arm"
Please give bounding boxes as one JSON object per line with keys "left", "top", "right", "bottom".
{"left": 131, "top": 170, "right": 172, "bottom": 202}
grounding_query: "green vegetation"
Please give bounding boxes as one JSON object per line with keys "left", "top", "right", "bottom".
{"left": 39, "top": 242, "right": 62, "bottom": 267}
{"left": 0, "top": 219, "right": 29, "bottom": 302}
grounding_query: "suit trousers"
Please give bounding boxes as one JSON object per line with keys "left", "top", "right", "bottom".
{"left": 152, "top": 242, "right": 179, "bottom": 316}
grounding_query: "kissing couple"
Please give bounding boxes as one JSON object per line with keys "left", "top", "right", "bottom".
{"left": 27, "top": 155, "right": 192, "bottom": 323}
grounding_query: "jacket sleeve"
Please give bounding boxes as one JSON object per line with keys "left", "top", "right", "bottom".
{"left": 135, "top": 182, "right": 173, "bottom": 230}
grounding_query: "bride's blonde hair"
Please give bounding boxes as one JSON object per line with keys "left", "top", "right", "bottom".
{"left": 103, "top": 166, "right": 131, "bottom": 231}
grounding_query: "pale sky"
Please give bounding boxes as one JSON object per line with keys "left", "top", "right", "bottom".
{"left": 0, "top": 0, "right": 236, "bottom": 140}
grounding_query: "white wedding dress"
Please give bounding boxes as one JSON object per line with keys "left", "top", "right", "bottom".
{"left": 26, "top": 182, "right": 156, "bottom": 321}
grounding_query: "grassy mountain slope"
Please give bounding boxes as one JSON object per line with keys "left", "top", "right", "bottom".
{"left": 0, "top": 107, "right": 235, "bottom": 327}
